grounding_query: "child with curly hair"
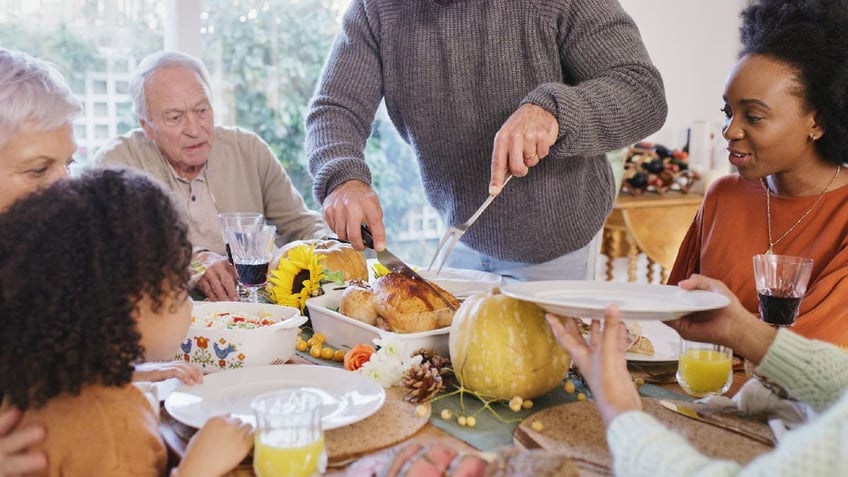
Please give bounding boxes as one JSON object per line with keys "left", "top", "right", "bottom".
{"left": 0, "top": 167, "right": 253, "bottom": 476}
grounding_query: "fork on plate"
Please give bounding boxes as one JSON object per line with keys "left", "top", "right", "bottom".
{"left": 427, "top": 174, "right": 513, "bottom": 275}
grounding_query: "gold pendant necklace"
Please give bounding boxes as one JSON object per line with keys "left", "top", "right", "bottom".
{"left": 764, "top": 164, "right": 841, "bottom": 255}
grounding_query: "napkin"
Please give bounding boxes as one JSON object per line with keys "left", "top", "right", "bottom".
{"left": 697, "top": 377, "right": 815, "bottom": 427}
{"left": 134, "top": 378, "right": 182, "bottom": 403}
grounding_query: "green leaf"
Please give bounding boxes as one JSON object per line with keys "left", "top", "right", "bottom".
{"left": 321, "top": 269, "right": 345, "bottom": 284}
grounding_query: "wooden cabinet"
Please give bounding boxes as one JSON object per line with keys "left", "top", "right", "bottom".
{"left": 601, "top": 194, "right": 703, "bottom": 283}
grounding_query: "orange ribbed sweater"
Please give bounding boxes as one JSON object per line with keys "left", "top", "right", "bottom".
{"left": 669, "top": 174, "right": 848, "bottom": 346}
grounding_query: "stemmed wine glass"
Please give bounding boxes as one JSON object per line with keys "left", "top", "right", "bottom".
{"left": 226, "top": 225, "right": 276, "bottom": 303}
{"left": 752, "top": 254, "right": 814, "bottom": 327}
{"left": 749, "top": 254, "right": 813, "bottom": 395}
{"left": 217, "top": 212, "right": 264, "bottom": 264}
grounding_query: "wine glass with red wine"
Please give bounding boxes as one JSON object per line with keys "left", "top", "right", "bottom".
{"left": 752, "top": 254, "right": 813, "bottom": 327}
{"left": 226, "top": 225, "right": 277, "bottom": 303}
{"left": 218, "top": 212, "right": 264, "bottom": 264}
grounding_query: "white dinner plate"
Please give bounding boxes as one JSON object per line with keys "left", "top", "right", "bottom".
{"left": 366, "top": 259, "right": 502, "bottom": 300}
{"left": 416, "top": 267, "right": 503, "bottom": 299}
{"left": 164, "top": 365, "right": 385, "bottom": 430}
{"left": 626, "top": 320, "right": 681, "bottom": 362}
{"left": 501, "top": 280, "right": 730, "bottom": 321}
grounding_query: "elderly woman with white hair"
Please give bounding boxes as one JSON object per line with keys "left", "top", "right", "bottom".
{"left": 0, "top": 48, "right": 80, "bottom": 211}
{"left": 0, "top": 46, "right": 80, "bottom": 475}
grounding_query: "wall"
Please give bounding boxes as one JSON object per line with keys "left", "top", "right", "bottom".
{"left": 618, "top": 0, "right": 747, "bottom": 150}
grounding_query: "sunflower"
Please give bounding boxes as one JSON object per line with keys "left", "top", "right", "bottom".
{"left": 267, "top": 244, "right": 325, "bottom": 312}
{"left": 371, "top": 261, "right": 391, "bottom": 279}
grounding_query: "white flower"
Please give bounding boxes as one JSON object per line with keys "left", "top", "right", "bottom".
{"left": 355, "top": 336, "right": 423, "bottom": 388}
{"left": 358, "top": 356, "right": 404, "bottom": 388}
{"left": 372, "top": 336, "right": 406, "bottom": 359}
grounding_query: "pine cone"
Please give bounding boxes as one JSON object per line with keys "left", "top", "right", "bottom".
{"left": 402, "top": 362, "right": 444, "bottom": 403}
{"left": 412, "top": 348, "right": 452, "bottom": 378}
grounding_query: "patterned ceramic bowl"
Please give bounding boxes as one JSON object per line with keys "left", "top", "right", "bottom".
{"left": 175, "top": 301, "right": 306, "bottom": 373}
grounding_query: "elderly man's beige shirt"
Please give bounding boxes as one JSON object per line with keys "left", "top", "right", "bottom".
{"left": 94, "top": 126, "right": 329, "bottom": 255}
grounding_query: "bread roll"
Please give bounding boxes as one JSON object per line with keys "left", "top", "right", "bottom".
{"left": 339, "top": 282, "right": 379, "bottom": 326}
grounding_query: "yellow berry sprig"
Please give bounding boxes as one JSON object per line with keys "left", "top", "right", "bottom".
{"left": 561, "top": 375, "right": 646, "bottom": 402}
{"left": 437, "top": 408, "right": 478, "bottom": 428}
{"left": 296, "top": 331, "right": 345, "bottom": 363}
{"left": 431, "top": 381, "right": 537, "bottom": 426}
{"left": 562, "top": 379, "right": 587, "bottom": 401}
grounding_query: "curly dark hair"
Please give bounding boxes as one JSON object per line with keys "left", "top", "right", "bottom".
{"left": 740, "top": 0, "right": 848, "bottom": 165}
{"left": 0, "top": 168, "right": 192, "bottom": 409}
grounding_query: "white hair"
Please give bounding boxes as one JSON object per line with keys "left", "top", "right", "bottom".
{"left": 130, "top": 51, "right": 213, "bottom": 121}
{"left": 0, "top": 49, "right": 81, "bottom": 150}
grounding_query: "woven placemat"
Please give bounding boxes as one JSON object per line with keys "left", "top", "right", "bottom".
{"left": 514, "top": 397, "right": 773, "bottom": 475}
{"left": 326, "top": 386, "right": 430, "bottom": 466}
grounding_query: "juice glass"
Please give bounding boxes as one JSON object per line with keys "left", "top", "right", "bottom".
{"left": 676, "top": 340, "right": 733, "bottom": 398}
{"left": 251, "top": 389, "right": 326, "bottom": 477}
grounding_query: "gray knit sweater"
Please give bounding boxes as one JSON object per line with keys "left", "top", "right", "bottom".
{"left": 307, "top": 0, "right": 667, "bottom": 263}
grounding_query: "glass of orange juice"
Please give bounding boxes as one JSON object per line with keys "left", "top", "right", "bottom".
{"left": 676, "top": 340, "right": 733, "bottom": 398}
{"left": 251, "top": 389, "right": 327, "bottom": 477}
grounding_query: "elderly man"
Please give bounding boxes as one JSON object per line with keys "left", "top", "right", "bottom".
{"left": 95, "top": 51, "right": 329, "bottom": 301}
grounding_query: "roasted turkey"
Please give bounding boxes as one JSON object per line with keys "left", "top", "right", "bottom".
{"left": 339, "top": 272, "right": 459, "bottom": 333}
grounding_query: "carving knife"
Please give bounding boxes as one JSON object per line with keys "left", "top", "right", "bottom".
{"left": 767, "top": 417, "right": 787, "bottom": 443}
{"left": 360, "top": 224, "right": 457, "bottom": 311}
{"left": 658, "top": 400, "right": 774, "bottom": 447}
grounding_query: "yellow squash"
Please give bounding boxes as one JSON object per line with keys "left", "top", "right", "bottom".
{"left": 449, "top": 288, "right": 571, "bottom": 400}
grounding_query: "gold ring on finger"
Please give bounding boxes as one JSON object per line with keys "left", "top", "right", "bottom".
{"left": 523, "top": 153, "right": 538, "bottom": 160}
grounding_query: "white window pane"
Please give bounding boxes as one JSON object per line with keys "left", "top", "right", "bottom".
{"left": 115, "top": 80, "right": 130, "bottom": 95}
{"left": 93, "top": 80, "right": 108, "bottom": 95}
{"left": 94, "top": 102, "right": 108, "bottom": 117}
{"left": 94, "top": 124, "right": 110, "bottom": 139}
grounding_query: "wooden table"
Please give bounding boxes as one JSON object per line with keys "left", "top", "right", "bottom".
{"left": 160, "top": 361, "right": 750, "bottom": 476}
{"left": 601, "top": 193, "right": 703, "bottom": 283}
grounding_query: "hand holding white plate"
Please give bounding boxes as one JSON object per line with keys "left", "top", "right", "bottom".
{"left": 501, "top": 280, "right": 730, "bottom": 321}
{"left": 164, "top": 365, "right": 385, "bottom": 430}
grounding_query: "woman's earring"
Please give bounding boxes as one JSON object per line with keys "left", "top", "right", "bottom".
{"left": 809, "top": 132, "right": 817, "bottom": 142}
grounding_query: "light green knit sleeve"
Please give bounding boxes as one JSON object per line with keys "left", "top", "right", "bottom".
{"left": 608, "top": 397, "right": 848, "bottom": 477}
{"left": 606, "top": 330, "right": 848, "bottom": 477}
{"left": 607, "top": 411, "right": 742, "bottom": 477}
{"left": 756, "top": 330, "right": 848, "bottom": 411}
